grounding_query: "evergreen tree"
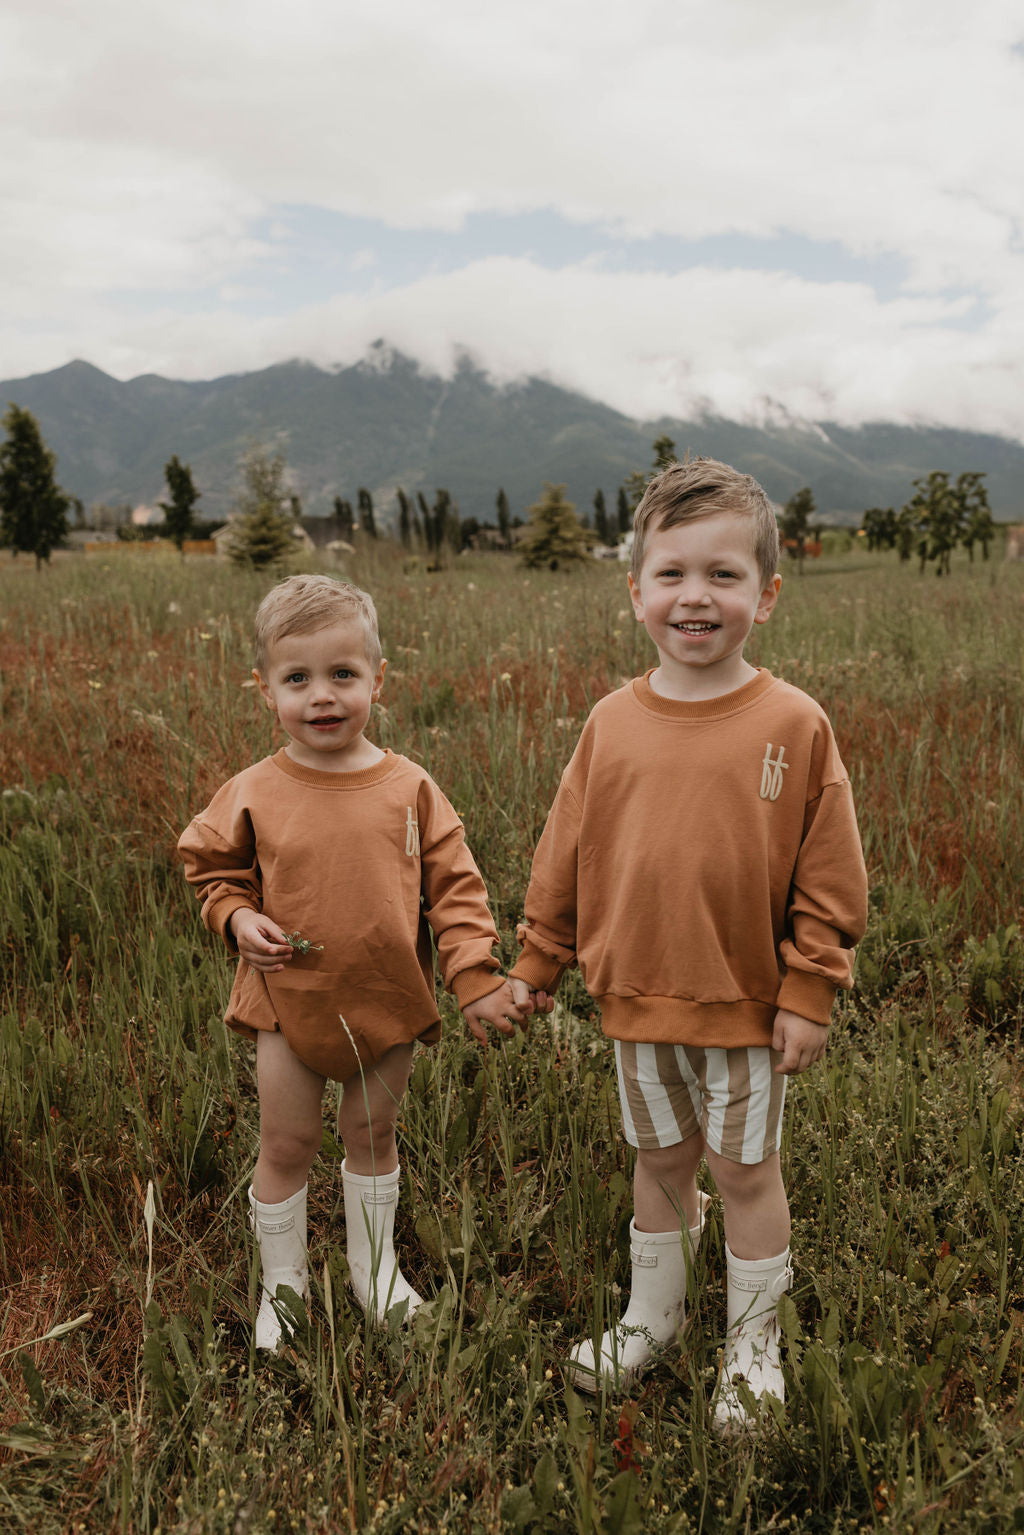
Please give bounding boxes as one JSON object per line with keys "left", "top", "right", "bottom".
{"left": 593, "top": 488, "right": 609, "bottom": 545}
{"left": 228, "top": 445, "right": 295, "bottom": 569}
{"left": 652, "top": 434, "right": 677, "bottom": 470}
{"left": 0, "top": 404, "right": 70, "bottom": 568}
{"left": 780, "top": 487, "right": 815, "bottom": 573}
{"left": 496, "top": 487, "right": 511, "bottom": 547}
{"left": 519, "top": 484, "right": 594, "bottom": 570}
{"left": 158, "top": 455, "right": 201, "bottom": 552}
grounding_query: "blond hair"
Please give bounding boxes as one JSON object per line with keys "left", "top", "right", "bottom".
{"left": 631, "top": 458, "right": 780, "bottom": 587}
{"left": 253, "top": 574, "right": 383, "bottom": 674}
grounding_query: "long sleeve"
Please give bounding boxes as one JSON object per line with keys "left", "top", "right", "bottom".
{"left": 417, "top": 777, "right": 502, "bottom": 1007}
{"left": 776, "top": 777, "right": 868, "bottom": 1022}
{"left": 511, "top": 772, "right": 584, "bottom": 995}
{"left": 177, "top": 790, "right": 262, "bottom": 947}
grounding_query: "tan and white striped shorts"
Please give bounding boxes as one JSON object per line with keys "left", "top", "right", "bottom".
{"left": 614, "top": 1040, "right": 787, "bottom": 1164}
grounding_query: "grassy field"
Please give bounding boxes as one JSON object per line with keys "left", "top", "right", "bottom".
{"left": 1, "top": 543, "right": 1022, "bottom": 1534}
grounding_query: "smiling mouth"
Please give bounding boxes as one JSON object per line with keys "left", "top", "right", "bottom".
{"left": 674, "top": 622, "right": 718, "bottom": 634}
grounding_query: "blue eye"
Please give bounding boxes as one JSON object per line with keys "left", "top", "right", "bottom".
{"left": 285, "top": 672, "right": 306, "bottom": 684}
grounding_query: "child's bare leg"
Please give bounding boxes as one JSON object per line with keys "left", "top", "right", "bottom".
{"left": 633, "top": 1131, "right": 705, "bottom": 1232}
{"left": 568, "top": 1130, "right": 708, "bottom": 1392}
{"left": 254, "top": 1028, "right": 326, "bottom": 1203}
{"left": 336, "top": 1042, "right": 415, "bottom": 1173}
{"left": 706, "top": 1148, "right": 793, "bottom": 1428}
{"left": 249, "top": 1029, "right": 323, "bottom": 1348}
{"left": 337, "top": 1043, "right": 420, "bottom": 1318}
{"left": 704, "top": 1148, "right": 790, "bottom": 1258}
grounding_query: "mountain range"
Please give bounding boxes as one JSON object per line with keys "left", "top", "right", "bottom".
{"left": 3, "top": 345, "right": 1023, "bottom": 528}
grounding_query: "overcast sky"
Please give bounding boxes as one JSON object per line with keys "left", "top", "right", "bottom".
{"left": 2, "top": 0, "right": 1022, "bottom": 437}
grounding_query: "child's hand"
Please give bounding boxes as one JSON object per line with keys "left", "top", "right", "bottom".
{"left": 463, "top": 979, "right": 527, "bottom": 1043}
{"left": 230, "top": 909, "right": 294, "bottom": 973}
{"left": 509, "top": 977, "right": 555, "bottom": 1017}
{"left": 772, "top": 1009, "right": 828, "bottom": 1074}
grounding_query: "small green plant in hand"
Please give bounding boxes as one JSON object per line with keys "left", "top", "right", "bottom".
{"left": 282, "top": 931, "right": 323, "bottom": 955}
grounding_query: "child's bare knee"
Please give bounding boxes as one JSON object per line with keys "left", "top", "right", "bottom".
{"left": 706, "top": 1148, "right": 779, "bottom": 1199}
{"left": 637, "top": 1132, "right": 702, "bottom": 1179}
{"left": 260, "top": 1122, "right": 322, "bottom": 1174}
{"left": 338, "top": 1105, "right": 398, "bottom": 1162}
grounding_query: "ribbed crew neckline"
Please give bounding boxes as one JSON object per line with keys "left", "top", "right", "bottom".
{"left": 270, "top": 746, "right": 398, "bottom": 789}
{"left": 631, "top": 667, "right": 775, "bottom": 721}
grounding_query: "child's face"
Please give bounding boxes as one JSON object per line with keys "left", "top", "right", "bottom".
{"left": 628, "top": 510, "right": 780, "bottom": 700}
{"left": 254, "top": 617, "right": 385, "bottom": 771}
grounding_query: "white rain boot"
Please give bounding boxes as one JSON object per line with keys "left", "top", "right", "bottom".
{"left": 713, "top": 1243, "right": 793, "bottom": 1431}
{"left": 341, "top": 1160, "right": 423, "bottom": 1322}
{"left": 248, "top": 1184, "right": 309, "bottom": 1351}
{"left": 567, "top": 1193, "right": 710, "bottom": 1393}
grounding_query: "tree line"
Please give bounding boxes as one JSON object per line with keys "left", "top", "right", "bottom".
{"left": 0, "top": 403, "right": 1004, "bottom": 576}
{"left": 859, "top": 471, "right": 996, "bottom": 574}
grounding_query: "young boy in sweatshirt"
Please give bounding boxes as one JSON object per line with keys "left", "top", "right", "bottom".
{"left": 510, "top": 459, "right": 867, "bottom": 1428}
{"left": 179, "top": 574, "right": 525, "bottom": 1349}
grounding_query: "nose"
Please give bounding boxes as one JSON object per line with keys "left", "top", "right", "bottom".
{"left": 310, "top": 675, "right": 337, "bottom": 703}
{"left": 675, "top": 578, "right": 711, "bottom": 607}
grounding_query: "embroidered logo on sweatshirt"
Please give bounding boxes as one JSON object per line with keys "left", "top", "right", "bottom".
{"left": 405, "top": 807, "right": 420, "bottom": 856}
{"left": 760, "top": 744, "right": 789, "bottom": 801}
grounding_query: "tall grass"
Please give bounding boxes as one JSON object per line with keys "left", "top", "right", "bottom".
{"left": 1, "top": 545, "right": 1022, "bottom": 1533}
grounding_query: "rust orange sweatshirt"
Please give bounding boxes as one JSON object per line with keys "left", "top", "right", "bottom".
{"left": 178, "top": 748, "right": 501, "bottom": 1082}
{"left": 511, "top": 669, "right": 868, "bottom": 1047}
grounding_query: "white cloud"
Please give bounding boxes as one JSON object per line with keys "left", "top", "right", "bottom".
{"left": 6, "top": 258, "right": 1020, "bottom": 439}
{"left": 1, "top": 0, "right": 1022, "bottom": 433}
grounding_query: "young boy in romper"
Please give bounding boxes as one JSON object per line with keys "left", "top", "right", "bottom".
{"left": 510, "top": 459, "right": 868, "bottom": 1427}
{"left": 179, "top": 574, "right": 525, "bottom": 1349}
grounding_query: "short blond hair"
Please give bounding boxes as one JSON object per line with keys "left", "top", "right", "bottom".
{"left": 631, "top": 458, "right": 780, "bottom": 588}
{"left": 253, "top": 574, "right": 383, "bottom": 674}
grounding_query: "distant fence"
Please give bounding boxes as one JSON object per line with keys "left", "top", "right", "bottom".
{"left": 80, "top": 538, "right": 217, "bottom": 555}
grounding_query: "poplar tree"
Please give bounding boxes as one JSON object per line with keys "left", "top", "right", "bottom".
{"left": 496, "top": 487, "right": 511, "bottom": 546}
{"left": 332, "top": 496, "right": 355, "bottom": 543}
{"left": 593, "top": 488, "right": 609, "bottom": 545}
{"left": 357, "top": 487, "right": 377, "bottom": 538}
{"left": 159, "top": 455, "right": 201, "bottom": 552}
{"left": 396, "top": 488, "right": 413, "bottom": 548}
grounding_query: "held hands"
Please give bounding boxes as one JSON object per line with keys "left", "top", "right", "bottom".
{"left": 772, "top": 1008, "right": 829, "bottom": 1075}
{"left": 230, "top": 909, "right": 294, "bottom": 973}
{"left": 462, "top": 979, "right": 526, "bottom": 1043}
{"left": 509, "top": 978, "right": 555, "bottom": 1018}
{"left": 462, "top": 977, "right": 557, "bottom": 1043}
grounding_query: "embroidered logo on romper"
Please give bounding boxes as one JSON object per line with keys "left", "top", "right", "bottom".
{"left": 759, "top": 744, "right": 789, "bottom": 801}
{"left": 405, "top": 807, "right": 420, "bottom": 856}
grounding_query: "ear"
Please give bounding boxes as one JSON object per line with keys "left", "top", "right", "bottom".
{"left": 627, "top": 572, "right": 645, "bottom": 623}
{"left": 253, "top": 668, "right": 276, "bottom": 710}
{"left": 372, "top": 658, "right": 387, "bottom": 700}
{"left": 753, "top": 573, "right": 782, "bottom": 626}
